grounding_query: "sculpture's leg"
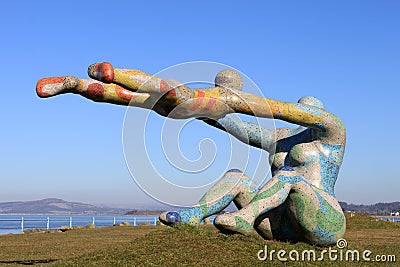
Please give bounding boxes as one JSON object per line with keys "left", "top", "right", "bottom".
{"left": 213, "top": 170, "right": 294, "bottom": 235}
{"left": 288, "top": 181, "right": 346, "bottom": 246}
{"left": 159, "top": 169, "right": 257, "bottom": 226}
{"left": 214, "top": 170, "right": 346, "bottom": 245}
{"left": 36, "top": 76, "right": 151, "bottom": 107}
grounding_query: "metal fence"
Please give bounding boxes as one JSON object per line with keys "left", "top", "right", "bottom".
{"left": 377, "top": 217, "right": 400, "bottom": 223}
{"left": 0, "top": 216, "right": 159, "bottom": 233}
{"left": 0, "top": 215, "right": 216, "bottom": 233}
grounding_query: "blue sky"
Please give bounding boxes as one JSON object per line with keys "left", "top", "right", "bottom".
{"left": 0, "top": 1, "right": 399, "bottom": 208}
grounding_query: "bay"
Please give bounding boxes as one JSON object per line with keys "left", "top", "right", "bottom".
{"left": 0, "top": 215, "right": 159, "bottom": 235}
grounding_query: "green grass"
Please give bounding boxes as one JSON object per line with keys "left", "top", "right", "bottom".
{"left": 0, "top": 213, "right": 399, "bottom": 266}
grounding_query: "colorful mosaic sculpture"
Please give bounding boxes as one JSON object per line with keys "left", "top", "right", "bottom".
{"left": 37, "top": 62, "right": 346, "bottom": 246}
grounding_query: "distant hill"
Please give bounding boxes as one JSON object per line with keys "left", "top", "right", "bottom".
{"left": 1, "top": 198, "right": 398, "bottom": 216}
{"left": 0, "top": 198, "right": 129, "bottom": 215}
{"left": 340, "top": 201, "right": 400, "bottom": 215}
{"left": 124, "top": 210, "right": 166, "bottom": 216}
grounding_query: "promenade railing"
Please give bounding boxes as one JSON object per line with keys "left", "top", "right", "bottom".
{"left": 0, "top": 216, "right": 216, "bottom": 233}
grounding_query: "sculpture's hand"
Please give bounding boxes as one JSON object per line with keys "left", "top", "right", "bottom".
{"left": 36, "top": 75, "right": 153, "bottom": 107}
{"left": 36, "top": 76, "right": 80, "bottom": 98}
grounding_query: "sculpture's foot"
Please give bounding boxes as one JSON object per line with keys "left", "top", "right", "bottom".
{"left": 88, "top": 62, "right": 114, "bottom": 83}
{"left": 159, "top": 208, "right": 203, "bottom": 226}
{"left": 214, "top": 212, "right": 255, "bottom": 235}
{"left": 159, "top": 211, "right": 182, "bottom": 225}
{"left": 36, "top": 76, "right": 79, "bottom": 98}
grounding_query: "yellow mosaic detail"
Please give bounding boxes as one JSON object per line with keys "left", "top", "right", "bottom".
{"left": 114, "top": 70, "right": 142, "bottom": 91}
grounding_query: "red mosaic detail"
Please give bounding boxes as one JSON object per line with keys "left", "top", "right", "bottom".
{"left": 160, "top": 80, "right": 172, "bottom": 92}
{"left": 115, "top": 85, "right": 137, "bottom": 101}
{"left": 87, "top": 83, "right": 104, "bottom": 98}
{"left": 191, "top": 90, "right": 205, "bottom": 111}
{"left": 160, "top": 80, "right": 177, "bottom": 98}
{"left": 166, "top": 89, "right": 176, "bottom": 97}
{"left": 36, "top": 77, "right": 65, "bottom": 97}
{"left": 200, "top": 97, "right": 217, "bottom": 112}
{"left": 94, "top": 62, "right": 114, "bottom": 83}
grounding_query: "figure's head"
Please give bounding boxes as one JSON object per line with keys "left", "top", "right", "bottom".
{"left": 298, "top": 96, "right": 324, "bottom": 108}
{"left": 215, "top": 70, "right": 243, "bottom": 91}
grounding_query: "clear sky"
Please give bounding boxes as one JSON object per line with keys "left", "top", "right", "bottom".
{"left": 0, "top": 1, "right": 399, "bottom": 208}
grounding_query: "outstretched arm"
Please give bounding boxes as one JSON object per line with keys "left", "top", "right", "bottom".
{"left": 204, "top": 115, "right": 312, "bottom": 153}
{"left": 87, "top": 62, "right": 329, "bottom": 131}
{"left": 222, "top": 91, "right": 328, "bottom": 131}
{"left": 36, "top": 76, "right": 153, "bottom": 107}
{"left": 203, "top": 115, "right": 275, "bottom": 152}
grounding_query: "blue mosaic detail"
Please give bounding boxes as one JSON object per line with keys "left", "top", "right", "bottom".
{"left": 277, "top": 174, "right": 304, "bottom": 184}
{"left": 278, "top": 187, "right": 290, "bottom": 203}
{"left": 322, "top": 144, "right": 345, "bottom": 163}
{"left": 166, "top": 212, "right": 181, "bottom": 223}
{"left": 319, "top": 144, "right": 343, "bottom": 196}
{"left": 224, "top": 177, "right": 252, "bottom": 187}
{"left": 315, "top": 192, "right": 328, "bottom": 213}
{"left": 279, "top": 166, "right": 294, "bottom": 171}
{"left": 298, "top": 96, "right": 324, "bottom": 108}
{"left": 317, "top": 122, "right": 326, "bottom": 131}
{"left": 216, "top": 115, "right": 274, "bottom": 150}
{"left": 276, "top": 128, "right": 312, "bottom": 152}
{"left": 227, "top": 168, "right": 243, "bottom": 173}
{"left": 207, "top": 194, "right": 235, "bottom": 215}
{"left": 287, "top": 126, "right": 308, "bottom": 138}
{"left": 176, "top": 194, "right": 236, "bottom": 223}
{"left": 244, "top": 123, "right": 274, "bottom": 149}
{"left": 177, "top": 206, "right": 204, "bottom": 223}
{"left": 291, "top": 102, "right": 323, "bottom": 117}
{"left": 311, "top": 225, "right": 335, "bottom": 245}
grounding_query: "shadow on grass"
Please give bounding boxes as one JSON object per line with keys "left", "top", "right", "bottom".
{"left": 0, "top": 259, "right": 56, "bottom": 265}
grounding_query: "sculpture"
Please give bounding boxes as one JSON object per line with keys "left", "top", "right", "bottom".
{"left": 36, "top": 62, "right": 346, "bottom": 246}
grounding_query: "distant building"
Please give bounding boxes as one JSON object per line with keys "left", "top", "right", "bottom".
{"left": 390, "top": 211, "right": 400, "bottom": 216}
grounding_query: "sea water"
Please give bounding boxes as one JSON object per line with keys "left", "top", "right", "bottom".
{"left": 377, "top": 217, "right": 400, "bottom": 223}
{"left": 0, "top": 215, "right": 158, "bottom": 235}
{"left": 0, "top": 215, "right": 216, "bottom": 235}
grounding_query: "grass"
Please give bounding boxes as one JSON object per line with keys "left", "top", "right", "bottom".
{"left": 0, "top": 213, "right": 398, "bottom": 266}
